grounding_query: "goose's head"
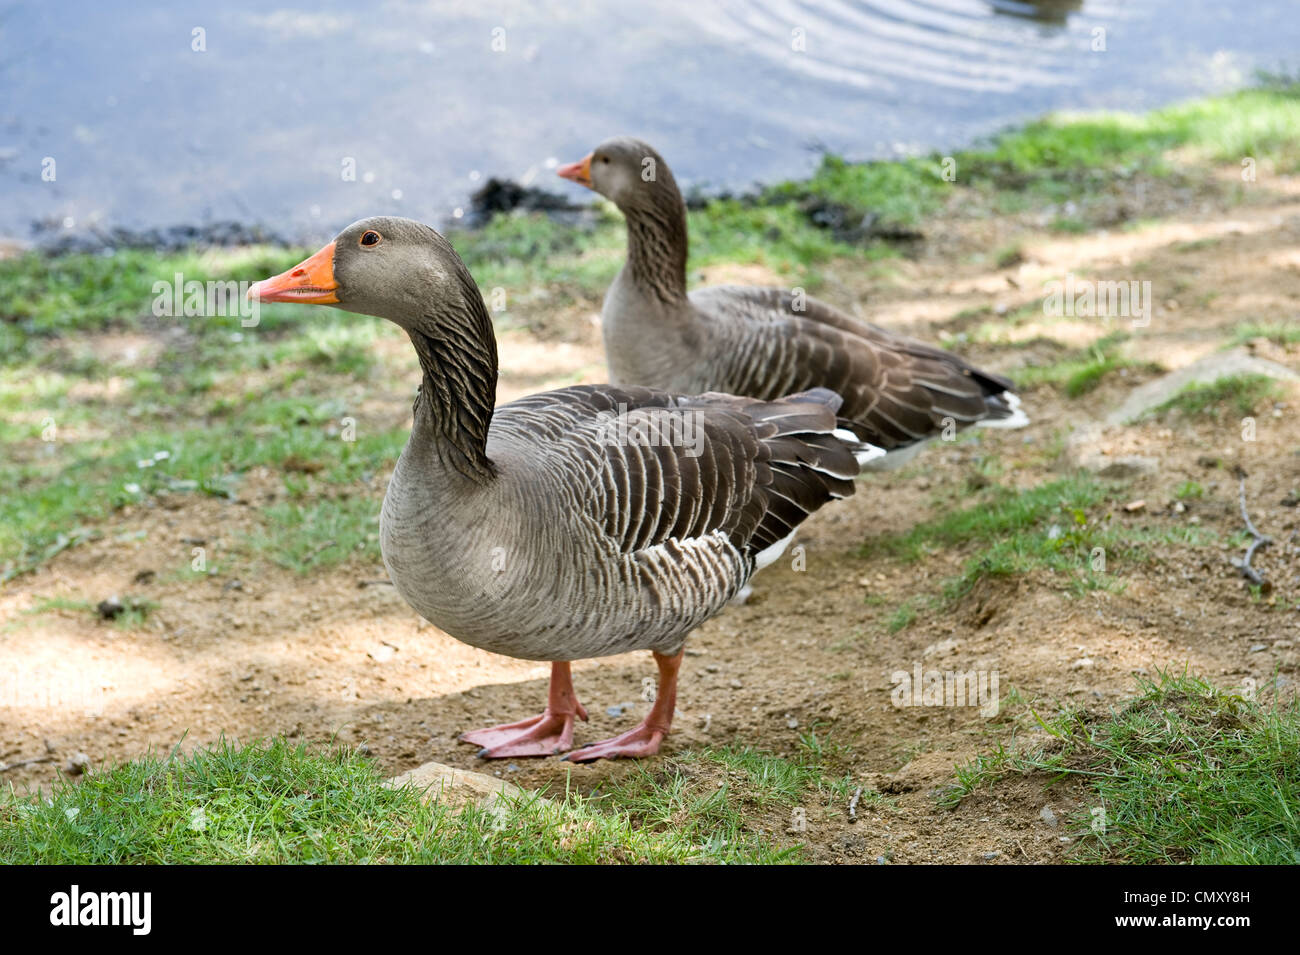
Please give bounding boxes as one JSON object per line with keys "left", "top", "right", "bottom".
{"left": 249, "top": 216, "right": 475, "bottom": 330}
{"left": 557, "top": 136, "right": 678, "bottom": 213}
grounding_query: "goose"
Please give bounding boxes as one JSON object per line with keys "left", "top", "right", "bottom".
{"left": 557, "top": 137, "right": 1028, "bottom": 468}
{"left": 249, "top": 216, "right": 883, "bottom": 761}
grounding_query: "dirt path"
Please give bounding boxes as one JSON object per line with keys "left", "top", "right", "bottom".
{"left": 3, "top": 176, "right": 1299, "bottom": 863}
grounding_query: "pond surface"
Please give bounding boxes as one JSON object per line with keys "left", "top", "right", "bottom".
{"left": 0, "top": 0, "right": 1295, "bottom": 241}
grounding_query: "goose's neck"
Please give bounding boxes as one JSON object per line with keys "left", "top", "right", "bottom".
{"left": 406, "top": 292, "right": 499, "bottom": 484}
{"left": 622, "top": 187, "right": 689, "bottom": 306}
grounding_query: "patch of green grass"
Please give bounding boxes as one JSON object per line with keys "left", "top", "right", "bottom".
{"left": 595, "top": 744, "right": 852, "bottom": 859}
{"left": 1175, "top": 480, "right": 1205, "bottom": 500}
{"left": 248, "top": 495, "right": 382, "bottom": 571}
{"left": 1049, "top": 216, "right": 1090, "bottom": 234}
{"left": 946, "top": 671, "right": 1300, "bottom": 864}
{"left": 0, "top": 394, "right": 406, "bottom": 578}
{"left": 0, "top": 246, "right": 312, "bottom": 358}
{"left": 0, "top": 737, "right": 794, "bottom": 864}
{"left": 688, "top": 198, "right": 883, "bottom": 281}
{"left": 941, "top": 742, "right": 1015, "bottom": 810}
{"left": 963, "top": 84, "right": 1300, "bottom": 178}
{"left": 765, "top": 153, "right": 949, "bottom": 227}
{"left": 272, "top": 318, "right": 383, "bottom": 377}
{"left": 873, "top": 473, "right": 1109, "bottom": 563}
{"left": 1230, "top": 321, "right": 1300, "bottom": 347}
{"left": 940, "top": 82, "right": 1300, "bottom": 225}
{"left": 864, "top": 473, "right": 1202, "bottom": 610}
{"left": 1153, "top": 373, "right": 1283, "bottom": 420}
{"left": 1014, "top": 333, "right": 1151, "bottom": 398}
{"left": 887, "top": 601, "right": 918, "bottom": 633}
{"left": 450, "top": 210, "right": 624, "bottom": 303}
{"left": 994, "top": 243, "right": 1025, "bottom": 269}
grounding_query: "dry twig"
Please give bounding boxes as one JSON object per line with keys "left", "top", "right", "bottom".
{"left": 1234, "top": 472, "right": 1272, "bottom": 588}
{"left": 0, "top": 755, "right": 53, "bottom": 774}
{"left": 847, "top": 786, "right": 863, "bottom": 823}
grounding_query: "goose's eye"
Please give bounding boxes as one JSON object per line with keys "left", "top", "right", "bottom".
{"left": 359, "top": 230, "right": 382, "bottom": 248}
{"left": 600, "top": 156, "right": 610, "bottom": 164}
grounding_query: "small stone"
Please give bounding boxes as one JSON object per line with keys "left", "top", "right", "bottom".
{"left": 1039, "top": 805, "right": 1058, "bottom": 828}
{"left": 924, "top": 637, "right": 961, "bottom": 658}
{"left": 1124, "top": 500, "right": 1146, "bottom": 513}
{"left": 728, "top": 679, "right": 743, "bottom": 689}
{"left": 982, "top": 851, "right": 1000, "bottom": 860}
{"left": 64, "top": 752, "right": 91, "bottom": 776}
{"left": 605, "top": 704, "right": 625, "bottom": 718}
{"left": 1249, "top": 644, "right": 1268, "bottom": 653}
{"left": 1070, "top": 657, "right": 1094, "bottom": 670}
{"left": 785, "top": 715, "right": 799, "bottom": 729}
{"left": 96, "top": 596, "right": 124, "bottom": 620}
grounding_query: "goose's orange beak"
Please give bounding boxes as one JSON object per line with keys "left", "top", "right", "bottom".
{"left": 556, "top": 153, "right": 592, "bottom": 189}
{"left": 248, "top": 242, "right": 340, "bottom": 304}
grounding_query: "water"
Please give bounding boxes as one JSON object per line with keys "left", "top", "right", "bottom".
{"left": 0, "top": 0, "right": 1295, "bottom": 242}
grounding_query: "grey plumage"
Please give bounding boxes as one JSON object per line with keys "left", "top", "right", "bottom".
{"left": 383, "top": 380, "right": 863, "bottom": 662}
{"left": 572, "top": 137, "right": 1029, "bottom": 463}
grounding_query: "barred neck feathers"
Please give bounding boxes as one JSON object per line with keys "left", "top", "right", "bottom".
{"left": 622, "top": 179, "right": 689, "bottom": 306}
{"left": 407, "top": 265, "right": 499, "bottom": 484}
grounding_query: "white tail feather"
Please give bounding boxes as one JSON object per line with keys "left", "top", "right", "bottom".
{"left": 977, "top": 391, "right": 1030, "bottom": 430}
{"left": 832, "top": 428, "right": 888, "bottom": 467}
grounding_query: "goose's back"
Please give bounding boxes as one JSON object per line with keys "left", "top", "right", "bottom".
{"left": 687, "top": 285, "right": 1018, "bottom": 448}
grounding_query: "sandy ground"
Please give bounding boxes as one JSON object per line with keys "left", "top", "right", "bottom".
{"left": 3, "top": 169, "right": 1299, "bottom": 862}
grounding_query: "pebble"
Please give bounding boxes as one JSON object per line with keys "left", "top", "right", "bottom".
{"left": 64, "top": 752, "right": 91, "bottom": 776}
{"left": 96, "top": 596, "right": 124, "bottom": 620}
{"left": 1039, "top": 805, "right": 1058, "bottom": 828}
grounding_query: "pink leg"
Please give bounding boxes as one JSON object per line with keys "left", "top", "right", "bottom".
{"left": 461, "top": 662, "right": 588, "bottom": 758}
{"left": 565, "top": 650, "right": 683, "bottom": 762}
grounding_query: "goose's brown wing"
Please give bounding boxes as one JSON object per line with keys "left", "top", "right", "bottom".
{"left": 494, "top": 384, "right": 863, "bottom": 566}
{"left": 691, "top": 286, "right": 1020, "bottom": 449}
